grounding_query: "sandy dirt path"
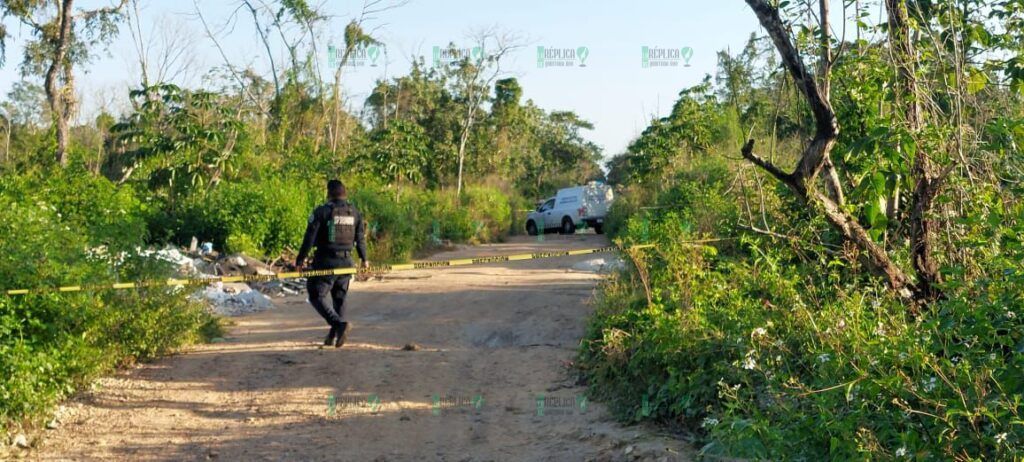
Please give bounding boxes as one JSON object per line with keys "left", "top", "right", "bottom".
{"left": 32, "top": 234, "right": 691, "bottom": 461}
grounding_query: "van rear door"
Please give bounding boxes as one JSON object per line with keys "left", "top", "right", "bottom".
{"left": 580, "top": 184, "right": 613, "bottom": 220}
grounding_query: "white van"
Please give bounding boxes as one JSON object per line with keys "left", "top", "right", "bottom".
{"left": 526, "top": 182, "right": 614, "bottom": 235}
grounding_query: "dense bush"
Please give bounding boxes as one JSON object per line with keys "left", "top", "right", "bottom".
{"left": 168, "top": 177, "right": 320, "bottom": 256}
{"left": 580, "top": 162, "right": 1024, "bottom": 460}
{"left": 0, "top": 169, "right": 218, "bottom": 434}
{"left": 352, "top": 184, "right": 513, "bottom": 261}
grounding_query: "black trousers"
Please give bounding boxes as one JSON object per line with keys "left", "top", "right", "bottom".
{"left": 307, "top": 258, "right": 352, "bottom": 328}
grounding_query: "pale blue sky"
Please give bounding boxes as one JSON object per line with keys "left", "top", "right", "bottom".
{"left": 0, "top": 0, "right": 763, "bottom": 159}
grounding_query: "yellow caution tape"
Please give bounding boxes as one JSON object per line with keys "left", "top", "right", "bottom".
{"left": 3, "top": 244, "right": 654, "bottom": 296}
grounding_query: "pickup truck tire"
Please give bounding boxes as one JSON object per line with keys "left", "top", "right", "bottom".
{"left": 560, "top": 217, "right": 576, "bottom": 235}
{"left": 593, "top": 224, "right": 604, "bottom": 234}
{"left": 526, "top": 220, "right": 539, "bottom": 236}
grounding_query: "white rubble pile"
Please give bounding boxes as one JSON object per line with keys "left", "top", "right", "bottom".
{"left": 138, "top": 246, "right": 211, "bottom": 276}
{"left": 571, "top": 257, "right": 626, "bottom": 273}
{"left": 193, "top": 282, "right": 275, "bottom": 317}
{"left": 137, "top": 244, "right": 281, "bottom": 317}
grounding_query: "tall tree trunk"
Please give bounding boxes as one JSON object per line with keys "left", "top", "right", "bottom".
{"left": 45, "top": 0, "right": 75, "bottom": 166}
{"left": 456, "top": 107, "right": 474, "bottom": 198}
{"left": 886, "top": 0, "right": 943, "bottom": 302}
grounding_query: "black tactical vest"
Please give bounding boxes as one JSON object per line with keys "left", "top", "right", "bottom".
{"left": 327, "top": 202, "right": 357, "bottom": 247}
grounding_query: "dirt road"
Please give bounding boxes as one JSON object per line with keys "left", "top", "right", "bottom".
{"left": 33, "top": 234, "right": 690, "bottom": 461}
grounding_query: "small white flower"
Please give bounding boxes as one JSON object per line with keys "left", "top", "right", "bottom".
{"left": 996, "top": 432, "right": 1008, "bottom": 444}
{"left": 817, "top": 353, "right": 831, "bottom": 363}
{"left": 895, "top": 446, "right": 907, "bottom": 457}
{"left": 1006, "top": 311, "right": 1017, "bottom": 320}
{"left": 743, "top": 355, "right": 757, "bottom": 370}
{"left": 922, "top": 377, "right": 937, "bottom": 392}
{"left": 751, "top": 327, "right": 767, "bottom": 338}
{"left": 701, "top": 417, "right": 719, "bottom": 428}
{"left": 837, "top": 319, "right": 846, "bottom": 329}
{"left": 989, "top": 353, "right": 998, "bottom": 361}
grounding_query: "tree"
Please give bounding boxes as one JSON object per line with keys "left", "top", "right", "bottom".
{"left": 607, "top": 79, "right": 726, "bottom": 186}
{"left": 440, "top": 29, "right": 521, "bottom": 197}
{"left": 108, "top": 83, "right": 246, "bottom": 197}
{"left": 737, "top": 0, "right": 975, "bottom": 306}
{"left": 1, "top": 80, "right": 48, "bottom": 127}
{"left": 0, "top": 0, "right": 128, "bottom": 166}
{"left": 125, "top": 1, "right": 200, "bottom": 88}
{"left": 355, "top": 119, "right": 435, "bottom": 186}
{"left": 739, "top": 0, "right": 918, "bottom": 301}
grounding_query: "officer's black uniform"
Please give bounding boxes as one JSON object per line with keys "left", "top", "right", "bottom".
{"left": 296, "top": 198, "right": 367, "bottom": 343}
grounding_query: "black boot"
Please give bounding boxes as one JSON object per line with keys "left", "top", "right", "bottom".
{"left": 324, "top": 326, "right": 337, "bottom": 346}
{"left": 334, "top": 322, "right": 348, "bottom": 348}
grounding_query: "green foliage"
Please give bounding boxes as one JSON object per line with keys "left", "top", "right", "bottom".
{"left": 583, "top": 15, "right": 1024, "bottom": 458}
{"left": 606, "top": 78, "right": 730, "bottom": 186}
{"left": 170, "top": 177, "right": 318, "bottom": 256}
{"left": 583, "top": 199, "right": 1024, "bottom": 459}
{"left": 352, "top": 119, "right": 437, "bottom": 186}
{"left": 108, "top": 84, "right": 249, "bottom": 195}
{"left": 0, "top": 165, "right": 149, "bottom": 250}
{"left": 350, "top": 184, "right": 512, "bottom": 262}
{"left": 0, "top": 169, "right": 218, "bottom": 433}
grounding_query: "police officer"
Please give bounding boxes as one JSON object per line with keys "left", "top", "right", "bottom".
{"left": 295, "top": 179, "right": 369, "bottom": 348}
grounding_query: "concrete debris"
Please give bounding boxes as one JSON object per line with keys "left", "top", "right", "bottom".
{"left": 137, "top": 246, "right": 211, "bottom": 277}
{"left": 194, "top": 282, "right": 274, "bottom": 317}
{"left": 215, "top": 254, "right": 276, "bottom": 277}
{"left": 571, "top": 257, "right": 625, "bottom": 273}
{"left": 12, "top": 433, "right": 29, "bottom": 448}
{"left": 137, "top": 243, "right": 305, "bottom": 315}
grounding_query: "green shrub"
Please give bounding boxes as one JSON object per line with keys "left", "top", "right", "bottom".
{"left": 171, "top": 177, "right": 319, "bottom": 256}
{"left": 462, "top": 186, "right": 512, "bottom": 243}
{"left": 0, "top": 174, "right": 217, "bottom": 434}
{"left": 581, "top": 174, "right": 1024, "bottom": 460}
{"left": 0, "top": 166, "right": 150, "bottom": 251}
{"left": 349, "top": 185, "right": 424, "bottom": 262}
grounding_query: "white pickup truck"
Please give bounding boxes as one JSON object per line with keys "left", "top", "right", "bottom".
{"left": 526, "top": 182, "right": 614, "bottom": 235}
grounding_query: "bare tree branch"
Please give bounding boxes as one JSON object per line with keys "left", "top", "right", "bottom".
{"left": 742, "top": 0, "right": 919, "bottom": 302}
